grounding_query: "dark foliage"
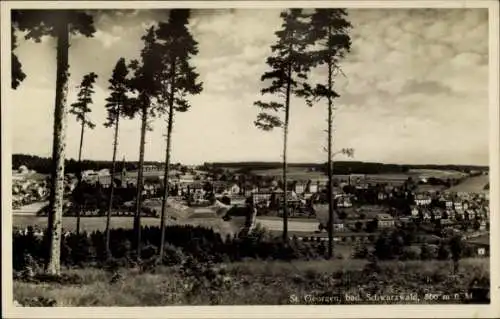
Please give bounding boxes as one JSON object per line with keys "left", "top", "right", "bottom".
{"left": 13, "top": 154, "right": 488, "bottom": 176}
{"left": 207, "top": 161, "right": 487, "bottom": 175}
{"left": 13, "top": 225, "right": 327, "bottom": 271}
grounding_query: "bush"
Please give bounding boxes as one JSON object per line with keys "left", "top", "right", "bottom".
{"left": 420, "top": 244, "right": 438, "bottom": 260}
{"left": 352, "top": 245, "right": 369, "bottom": 259}
{"left": 161, "top": 244, "right": 186, "bottom": 266}
{"left": 400, "top": 246, "right": 421, "bottom": 260}
{"left": 437, "top": 243, "right": 451, "bottom": 260}
{"left": 19, "top": 297, "right": 57, "bottom": 307}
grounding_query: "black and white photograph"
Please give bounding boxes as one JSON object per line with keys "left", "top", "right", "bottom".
{"left": 2, "top": 0, "right": 499, "bottom": 317}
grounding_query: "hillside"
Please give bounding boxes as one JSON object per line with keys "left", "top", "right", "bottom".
{"left": 447, "top": 175, "right": 489, "bottom": 193}
{"left": 12, "top": 154, "right": 488, "bottom": 176}
{"left": 207, "top": 161, "right": 488, "bottom": 175}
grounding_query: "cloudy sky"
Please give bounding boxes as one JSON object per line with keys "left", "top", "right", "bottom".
{"left": 10, "top": 8, "right": 489, "bottom": 165}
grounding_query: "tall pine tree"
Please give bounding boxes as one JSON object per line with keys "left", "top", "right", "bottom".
{"left": 305, "top": 9, "right": 353, "bottom": 259}
{"left": 12, "top": 10, "right": 95, "bottom": 275}
{"left": 128, "top": 26, "right": 163, "bottom": 258}
{"left": 254, "top": 9, "right": 314, "bottom": 241}
{"left": 103, "top": 57, "right": 131, "bottom": 256}
{"left": 155, "top": 9, "right": 203, "bottom": 261}
{"left": 70, "top": 71, "right": 98, "bottom": 235}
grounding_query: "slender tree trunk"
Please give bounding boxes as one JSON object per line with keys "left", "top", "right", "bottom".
{"left": 159, "top": 59, "right": 176, "bottom": 261}
{"left": 46, "top": 21, "right": 69, "bottom": 276}
{"left": 282, "top": 60, "right": 292, "bottom": 242}
{"left": 105, "top": 111, "right": 120, "bottom": 257}
{"left": 76, "top": 121, "right": 85, "bottom": 236}
{"left": 327, "top": 26, "right": 335, "bottom": 259}
{"left": 134, "top": 97, "right": 148, "bottom": 259}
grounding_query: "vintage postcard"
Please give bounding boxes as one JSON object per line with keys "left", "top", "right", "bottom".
{"left": 2, "top": 0, "right": 499, "bottom": 318}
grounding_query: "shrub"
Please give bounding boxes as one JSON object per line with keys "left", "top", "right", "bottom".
{"left": 352, "top": 245, "right": 369, "bottom": 259}
{"left": 400, "top": 246, "right": 421, "bottom": 260}
{"left": 420, "top": 244, "right": 438, "bottom": 260}
{"left": 437, "top": 243, "right": 451, "bottom": 260}
{"left": 161, "top": 243, "right": 187, "bottom": 266}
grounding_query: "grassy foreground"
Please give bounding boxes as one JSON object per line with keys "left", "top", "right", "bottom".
{"left": 13, "top": 258, "right": 489, "bottom": 306}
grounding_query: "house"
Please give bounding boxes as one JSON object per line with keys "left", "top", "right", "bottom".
{"left": 355, "top": 183, "right": 369, "bottom": 190}
{"left": 463, "top": 201, "right": 470, "bottom": 210}
{"left": 294, "top": 182, "right": 307, "bottom": 194}
{"left": 143, "top": 164, "right": 161, "bottom": 172}
{"left": 378, "top": 192, "right": 388, "bottom": 200}
{"left": 433, "top": 209, "right": 443, "bottom": 219}
{"left": 179, "top": 174, "right": 195, "bottom": 184}
{"left": 465, "top": 209, "right": 476, "bottom": 220}
{"left": 82, "top": 170, "right": 99, "bottom": 182}
{"left": 333, "top": 223, "right": 345, "bottom": 231}
{"left": 414, "top": 195, "right": 432, "bottom": 206}
{"left": 411, "top": 206, "right": 419, "bottom": 217}
{"left": 422, "top": 210, "right": 432, "bottom": 221}
{"left": 35, "top": 186, "right": 47, "bottom": 199}
{"left": 336, "top": 194, "right": 353, "bottom": 208}
{"left": 226, "top": 183, "right": 241, "bottom": 195}
{"left": 445, "top": 200, "right": 454, "bottom": 209}
{"left": 440, "top": 218, "right": 453, "bottom": 225}
{"left": 252, "top": 192, "right": 273, "bottom": 206}
{"left": 479, "top": 221, "right": 487, "bottom": 231}
{"left": 467, "top": 235, "right": 490, "bottom": 257}
{"left": 376, "top": 213, "right": 395, "bottom": 228}
{"left": 309, "top": 183, "right": 319, "bottom": 193}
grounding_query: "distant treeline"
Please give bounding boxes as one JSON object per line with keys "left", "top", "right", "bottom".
{"left": 13, "top": 154, "right": 488, "bottom": 176}
{"left": 12, "top": 154, "right": 167, "bottom": 175}
{"left": 207, "top": 161, "right": 489, "bottom": 175}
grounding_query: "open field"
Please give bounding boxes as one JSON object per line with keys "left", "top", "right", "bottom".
{"left": 13, "top": 216, "right": 172, "bottom": 232}
{"left": 251, "top": 168, "right": 327, "bottom": 180}
{"left": 12, "top": 201, "right": 48, "bottom": 215}
{"left": 256, "top": 217, "right": 319, "bottom": 233}
{"left": 12, "top": 172, "right": 48, "bottom": 181}
{"left": 409, "top": 168, "right": 468, "bottom": 179}
{"left": 12, "top": 215, "right": 240, "bottom": 237}
{"left": 250, "top": 166, "right": 473, "bottom": 183}
{"left": 447, "top": 175, "right": 489, "bottom": 193}
{"left": 13, "top": 258, "right": 489, "bottom": 306}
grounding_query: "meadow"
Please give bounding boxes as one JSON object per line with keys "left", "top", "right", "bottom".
{"left": 13, "top": 215, "right": 241, "bottom": 237}
{"left": 447, "top": 175, "right": 489, "bottom": 193}
{"left": 13, "top": 258, "right": 489, "bottom": 306}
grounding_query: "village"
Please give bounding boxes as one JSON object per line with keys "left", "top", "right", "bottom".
{"left": 12, "top": 162, "right": 491, "bottom": 258}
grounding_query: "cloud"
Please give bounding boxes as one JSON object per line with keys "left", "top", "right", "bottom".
{"left": 11, "top": 8, "right": 490, "bottom": 165}
{"left": 400, "top": 80, "right": 453, "bottom": 96}
{"left": 93, "top": 29, "right": 122, "bottom": 48}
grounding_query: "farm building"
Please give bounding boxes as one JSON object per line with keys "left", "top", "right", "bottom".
{"left": 467, "top": 235, "right": 490, "bottom": 257}
{"left": 226, "top": 183, "right": 241, "bottom": 195}
{"left": 294, "top": 181, "right": 307, "bottom": 194}
{"left": 376, "top": 213, "right": 395, "bottom": 228}
{"left": 414, "top": 194, "right": 432, "bottom": 206}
